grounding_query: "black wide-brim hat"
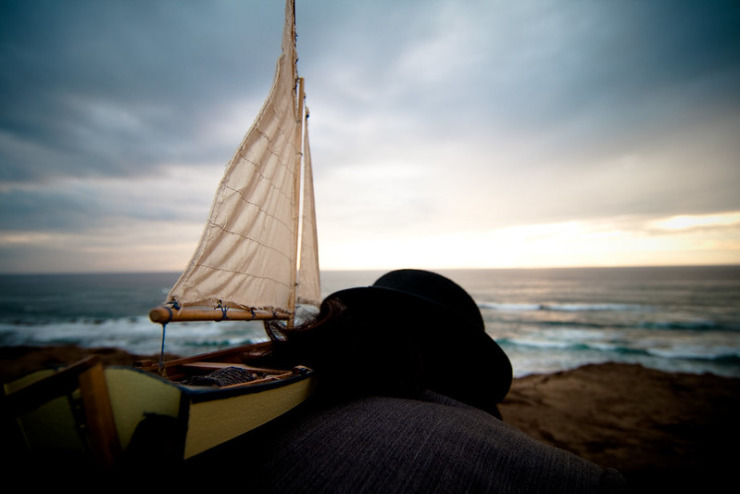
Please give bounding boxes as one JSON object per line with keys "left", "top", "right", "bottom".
{"left": 326, "top": 269, "right": 512, "bottom": 411}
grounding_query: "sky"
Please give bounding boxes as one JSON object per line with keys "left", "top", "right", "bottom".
{"left": 1, "top": 0, "right": 740, "bottom": 273}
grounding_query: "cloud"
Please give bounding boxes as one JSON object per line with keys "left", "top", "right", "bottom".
{"left": 1, "top": 0, "right": 740, "bottom": 272}
{"left": 305, "top": 0, "right": 740, "bottom": 229}
{"left": 0, "top": 0, "right": 282, "bottom": 182}
{"left": 0, "top": 219, "right": 204, "bottom": 273}
{"left": 649, "top": 212, "right": 740, "bottom": 232}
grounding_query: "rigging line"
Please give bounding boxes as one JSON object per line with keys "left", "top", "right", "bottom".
{"left": 220, "top": 184, "right": 297, "bottom": 230}
{"left": 191, "top": 263, "right": 295, "bottom": 287}
{"left": 158, "top": 321, "right": 168, "bottom": 376}
{"left": 157, "top": 304, "right": 175, "bottom": 375}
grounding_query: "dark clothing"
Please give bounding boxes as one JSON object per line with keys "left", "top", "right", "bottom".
{"left": 203, "top": 390, "right": 629, "bottom": 493}
{"left": 189, "top": 270, "right": 629, "bottom": 491}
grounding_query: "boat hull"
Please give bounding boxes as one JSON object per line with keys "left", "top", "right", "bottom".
{"left": 105, "top": 365, "right": 315, "bottom": 459}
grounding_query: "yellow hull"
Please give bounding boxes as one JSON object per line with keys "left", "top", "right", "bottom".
{"left": 105, "top": 366, "right": 315, "bottom": 459}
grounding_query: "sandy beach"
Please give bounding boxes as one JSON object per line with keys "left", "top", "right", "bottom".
{"left": 2, "top": 344, "right": 738, "bottom": 492}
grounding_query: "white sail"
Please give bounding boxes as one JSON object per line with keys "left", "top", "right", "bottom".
{"left": 296, "top": 112, "right": 321, "bottom": 307}
{"left": 166, "top": 0, "right": 318, "bottom": 314}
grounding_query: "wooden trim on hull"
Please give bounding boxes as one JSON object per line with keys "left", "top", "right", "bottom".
{"left": 3, "top": 356, "right": 121, "bottom": 468}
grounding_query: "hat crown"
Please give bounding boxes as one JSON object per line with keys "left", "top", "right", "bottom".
{"left": 372, "top": 270, "right": 484, "bottom": 331}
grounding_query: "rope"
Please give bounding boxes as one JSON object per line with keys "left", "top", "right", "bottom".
{"left": 217, "top": 300, "right": 229, "bottom": 320}
{"left": 158, "top": 322, "right": 167, "bottom": 376}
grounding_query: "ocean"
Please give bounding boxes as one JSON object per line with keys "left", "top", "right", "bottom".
{"left": 1, "top": 266, "right": 739, "bottom": 378}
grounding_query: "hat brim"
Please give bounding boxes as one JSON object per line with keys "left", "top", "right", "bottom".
{"left": 326, "top": 286, "right": 512, "bottom": 407}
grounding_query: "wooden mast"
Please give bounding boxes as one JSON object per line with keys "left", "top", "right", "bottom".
{"left": 287, "top": 76, "right": 306, "bottom": 329}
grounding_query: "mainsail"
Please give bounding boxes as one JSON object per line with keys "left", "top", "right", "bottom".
{"left": 156, "top": 0, "right": 320, "bottom": 321}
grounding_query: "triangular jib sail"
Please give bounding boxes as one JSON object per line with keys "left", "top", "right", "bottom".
{"left": 296, "top": 109, "right": 321, "bottom": 307}
{"left": 153, "top": 0, "right": 320, "bottom": 323}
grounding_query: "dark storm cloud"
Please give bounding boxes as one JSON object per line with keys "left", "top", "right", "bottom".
{"left": 293, "top": 0, "right": 740, "bottom": 237}
{"left": 372, "top": 0, "right": 740, "bottom": 140}
{"left": 3, "top": 0, "right": 738, "bottom": 186}
{"left": 0, "top": 0, "right": 283, "bottom": 182}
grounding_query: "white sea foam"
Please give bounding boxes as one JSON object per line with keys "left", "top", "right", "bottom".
{"left": 479, "top": 302, "right": 542, "bottom": 311}
{"left": 479, "top": 301, "right": 650, "bottom": 312}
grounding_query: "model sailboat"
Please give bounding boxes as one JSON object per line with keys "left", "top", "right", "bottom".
{"left": 5, "top": 0, "right": 320, "bottom": 467}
